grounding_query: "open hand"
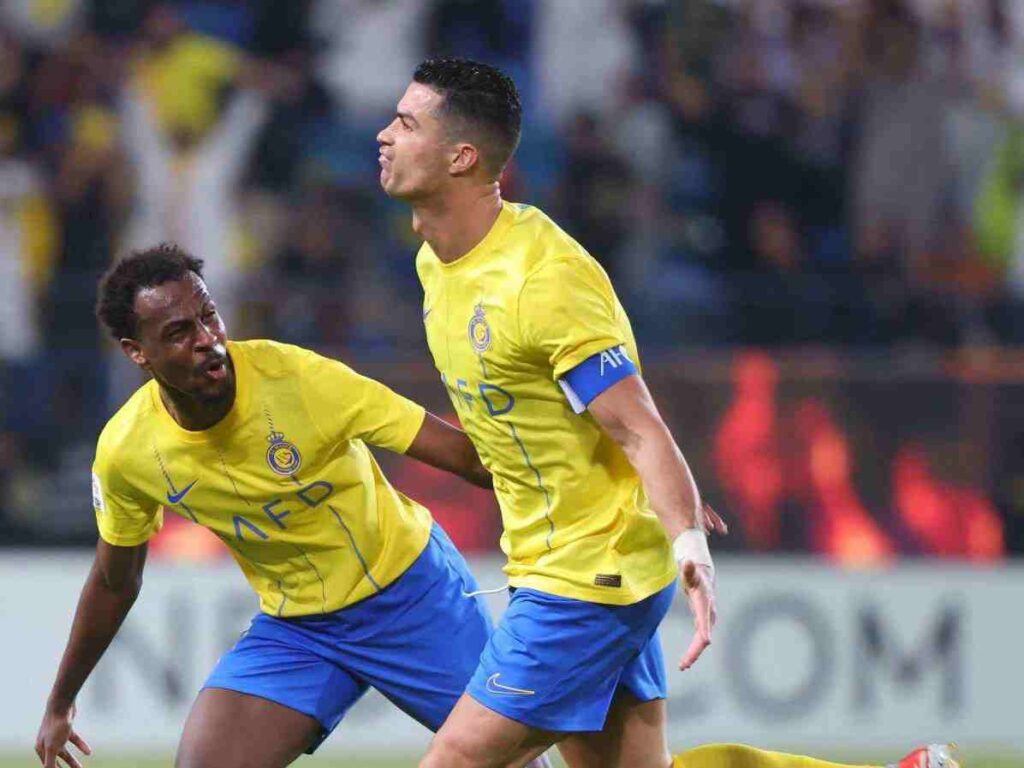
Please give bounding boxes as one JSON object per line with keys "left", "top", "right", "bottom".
{"left": 679, "top": 561, "right": 717, "bottom": 671}
{"left": 35, "top": 703, "right": 91, "bottom": 768}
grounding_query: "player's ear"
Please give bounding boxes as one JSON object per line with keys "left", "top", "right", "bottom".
{"left": 121, "top": 338, "right": 149, "bottom": 369}
{"left": 449, "top": 143, "right": 479, "bottom": 176}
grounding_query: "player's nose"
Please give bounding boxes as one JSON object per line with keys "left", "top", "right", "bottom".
{"left": 195, "top": 320, "right": 217, "bottom": 348}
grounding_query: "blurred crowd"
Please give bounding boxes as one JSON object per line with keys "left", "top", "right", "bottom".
{"left": 1, "top": 0, "right": 1023, "bottom": 555}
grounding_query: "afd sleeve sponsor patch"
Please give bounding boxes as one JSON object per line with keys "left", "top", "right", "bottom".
{"left": 92, "top": 472, "right": 106, "bottom": 514}
{"left": 558, "top": 345, "right": 637, "bottom": 414}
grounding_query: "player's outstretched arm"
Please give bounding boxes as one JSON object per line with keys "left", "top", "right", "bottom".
{"left": 405, "top": 412, "right": 493, "bottom": 490}
{"left": 36, "top": 540, "right": 147, "bottom": 768}
{"left": 587, "top": 374, "right": 727, "bottom": 671}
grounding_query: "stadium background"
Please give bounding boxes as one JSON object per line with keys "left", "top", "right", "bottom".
{"left": 0, "top": 0, "right": 1022, "bottom": 766}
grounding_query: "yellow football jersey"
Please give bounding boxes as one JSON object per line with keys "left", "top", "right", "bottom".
{"left": 92, "top": 339, "right": 432, "bottom": 617}
{"left": 416, "top": 202, "right": 677, "bottom": 605}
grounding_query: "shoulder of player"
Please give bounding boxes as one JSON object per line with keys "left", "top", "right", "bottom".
{"left": 517, "top": 251, "right": 609, "bottom": 304}
{"left": 237, "top": 339, "right": 368, "bottom": 397}
{"left": 227, "top": 338, "right": 328, "bottom": 379}
{"left": 96, "top": 382, "right": 160, "bottom": 463}
{"left": 507, "top": 205, "right": 601, "bottom": 284}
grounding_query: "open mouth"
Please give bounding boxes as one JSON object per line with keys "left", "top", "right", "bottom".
{"left": 200, "top": 357, "right": 228, "bottom": 381}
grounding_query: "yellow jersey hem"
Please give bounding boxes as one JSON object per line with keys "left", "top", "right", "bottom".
{"left": 507, "top": 566, "right": 677, "bottom": 607}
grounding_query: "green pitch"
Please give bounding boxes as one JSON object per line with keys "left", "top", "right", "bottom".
{"left": 0, "top": 760, "right": 407, "bottom": 768}
{"left": 28, "top": 764, "right": 361, "bottom": 768}
{"left": 2, "top": 754, "right": 1021, "bottom": 768}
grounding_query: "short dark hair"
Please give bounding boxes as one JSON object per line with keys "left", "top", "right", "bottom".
{"left": 96, "top": 243, "right": 205, "bottom": 340}
{"left": 414, "top": 57, "right": 522, "bottom": 178}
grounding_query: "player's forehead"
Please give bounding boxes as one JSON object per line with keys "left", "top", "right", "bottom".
{"left": 134, "top": 273, "right": 212, "bottom": 328}
{"left": 397, "top": 82, "right": 444, "bottom": 120}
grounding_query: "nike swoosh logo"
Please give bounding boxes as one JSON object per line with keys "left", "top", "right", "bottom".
{"left": 167, "top": 479, "right": 198, "bottom": 505}
{"left": 485, "top": 673, "right": 535, "bottom": 696}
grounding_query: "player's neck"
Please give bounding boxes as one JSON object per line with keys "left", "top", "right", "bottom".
{"left": 158, "top": 375, "right": 236, "bottom": 432}
{"left": 411, "top": 185, "right": 502, "bottom": 264}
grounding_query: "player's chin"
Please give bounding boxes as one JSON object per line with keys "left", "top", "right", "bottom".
{"left": 192, "top": 375, "right": 231, "bottom": 402}
{"left": 381, "top": 175, "right": 416, "bottom": 201}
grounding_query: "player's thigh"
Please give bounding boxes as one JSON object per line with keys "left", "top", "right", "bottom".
{"left": 421, "top": 692, "right": 558, "bottom": 768}
{"left": 465, "top": 583, "right": 675, "bottom": 736}
{"left": 344, "top": 523, "right": 495, "bottom": 731}
{"left": 197, "top": 610, "right": 369, "bottom": 753}
{"left": 176, "top": 687, "right": 321, "bottom": 768}
{"left": 558, "top": 690, "right": 671, "bottom": 768}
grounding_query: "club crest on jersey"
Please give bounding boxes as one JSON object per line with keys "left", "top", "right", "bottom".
{"left": 468, "top": 303, "right": 492, "bottom": 353}
{"left": 266, "top": 430, "right": 302, "bottom": 476}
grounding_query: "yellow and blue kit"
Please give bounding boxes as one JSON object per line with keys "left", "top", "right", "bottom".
{"left": 92, "top": 339, "right": 492, "bottom": 746}
{"left": 416, "top": 201, "right": 679, "bottom": 730}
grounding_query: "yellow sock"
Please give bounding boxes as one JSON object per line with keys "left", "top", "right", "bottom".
{"left": 673, "top": 744, "right": 880, "bottom": 768}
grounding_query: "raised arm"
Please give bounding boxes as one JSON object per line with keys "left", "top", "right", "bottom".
{"left": 404, "top": 412, "right": 492, "bottom": 490}
{"left": 36, "top": 540, "right": 148, "bottom": 768}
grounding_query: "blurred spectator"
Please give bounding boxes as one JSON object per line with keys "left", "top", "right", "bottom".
{"left": 131, "top": 4, "right": 242, "bottom": 141}
{"left": 120, "top": 54, "right": 270, "bottom": 331}
{"left": 0, "top": 105, "right": 55, "bottom": 360}
{"left": 312, "top": 0, "right": 429, "bottom": 123}
{"left": 0, "top": 0, "right": 86, "bottom": 51}
{"left": 0, "top": 0, "right": 1020, "bottom": 559}
{"left": 247, "top": 53, "right": 333, "bottom": 193}
{"left": 427, "top": 0, "right": 533, "bottom": 69}
{"left": 849, "top": 3, "right": 954, "bottom": 283}
{"left": 556, "top": 112, "right": 632, "bottom": 280}
{"left": 46, "top": 35, "right": 128, "bottom": 353}
{"left": 533, "top": 0, "right": 635, "bottom": 127}
{"left": 789, "top": 2, "right": 854, "bottom": 238}
{"left": 257, "top": 183, "right": 354, "bottom": 346}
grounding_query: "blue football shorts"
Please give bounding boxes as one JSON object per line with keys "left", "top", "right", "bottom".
{"left": 465, "top": 580, "right": 677, "bottom": 732}
{"left": 202, "top": 524, "right": 493, "bottom": 752}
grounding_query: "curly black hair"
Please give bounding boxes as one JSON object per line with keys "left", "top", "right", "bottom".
{"left": 414, "top": 57, "right": 522, "bottom": 178}
{"left": 96, "top": 243, "right": 205, "bottom": 340}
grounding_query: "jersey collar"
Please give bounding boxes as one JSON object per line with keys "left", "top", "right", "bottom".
{"left": 431, "top": 200, "right": 516, "bottom": 273}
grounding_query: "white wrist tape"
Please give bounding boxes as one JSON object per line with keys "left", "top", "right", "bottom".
{"left": 672, "top": 528, "right": 713, "bottom": 569}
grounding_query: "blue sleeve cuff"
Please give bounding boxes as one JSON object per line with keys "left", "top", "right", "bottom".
{"left": 558, "top": 346, "right": 637, "bottom": 414}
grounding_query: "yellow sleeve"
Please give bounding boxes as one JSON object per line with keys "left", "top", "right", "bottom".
{"left": 92, "top": 452, "right": 163, "bottom": 547}
{"left": 516, "top": 258, "right": 627, "bottom": 379}
{"left": 299, "top": 351, "right": 426, "bottom": 454}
